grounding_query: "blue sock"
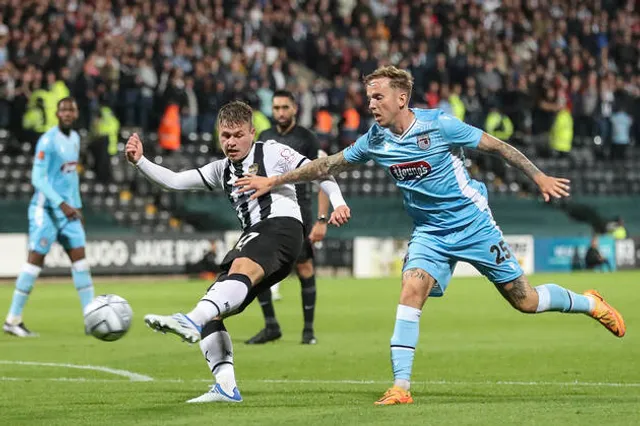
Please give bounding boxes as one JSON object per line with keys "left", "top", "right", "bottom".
{"left": 72, "top": 260, "right": 94, "bottom": 312}
{"left": 390, "top": 305, "right": 421, "bottom": 390}
{"left": 7, "top": 264, "right": 41, "bottom": 323}
{"left": 534, "top": 284, "right": 594, "bottom": 313}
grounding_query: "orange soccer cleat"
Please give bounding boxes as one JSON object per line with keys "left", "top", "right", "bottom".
{"left": 584, "top": 290, "right": 626, "bottom": 338}
{"left": 374, "top": 386, "right": 414, "bottom": 406}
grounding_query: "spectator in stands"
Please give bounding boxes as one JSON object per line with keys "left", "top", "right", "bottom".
{"left": 585, "top": 236, "right": 613, "bottom": 272}
{"left": 610, "top": 103, "right": 633, "bottom": 160}
{"left": 181, "top": 76, "right": 198, "bottom": 136}
{"left": 0, "top": 0, "right": 636, "bottom": 167}
{"left": 185, "top": 241, "right": 222, "bottom": 281}
{"left": 608, "top": 217, "right": 628, "bottom": 240}
{"left": 485, "top": 103, "right": 514, "bottom": 143}
{"left": 549, "top": 105, "right": 574, "bottom": 158}
{"left": 462, "top": 77, "right": 484, "bottom": 129}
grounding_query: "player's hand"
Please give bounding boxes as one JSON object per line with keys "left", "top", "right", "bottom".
{"left": 309, "top": 221, "right": 328, "bottom": 243}
{"left": 235, "top": 174, "right": 276, "bottom": 200}
{"left": 60, "top": 202, "right": 83, "bottom": 221}
{"left": 125, "top": 133, "right": 144, "bottom": 164}
{"left": 329, "top": 205, "right": 350, "bottom": 227}
{"left": 535, "top": 173, "right": 571, "bottom": 202}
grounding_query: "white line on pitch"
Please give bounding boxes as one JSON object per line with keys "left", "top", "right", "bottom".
{"left": 0, "top": 360, "right": 153, "bottom": 381}
{"left": 0, "top": 376, "right": 639, "bottom": 388}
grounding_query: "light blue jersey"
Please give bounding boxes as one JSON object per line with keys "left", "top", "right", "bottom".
{"left": 30, "top": 127, "right": 82, "bottom": 210}
{"left": 344, "top": 108, "right": 522, "bottom": 294}
{"left": 344, "top": 108, "right": 488, "bottom": 232}
{"left": 28, "top": 127, "right": 85, "bottom": 254}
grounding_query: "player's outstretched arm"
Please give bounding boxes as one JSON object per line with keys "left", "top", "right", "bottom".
{"left": 236, "top": 151, "right": 354, "bottom": 199}
{"left": 125, "top": 133, "right": 213, "bottom": 192}
{"left": 476, "top": 133, "right": 571, "bottom": 202}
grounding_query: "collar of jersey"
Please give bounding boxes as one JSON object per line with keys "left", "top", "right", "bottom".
{"left": 385, "top": 113, "right": 417, "bottom": 142}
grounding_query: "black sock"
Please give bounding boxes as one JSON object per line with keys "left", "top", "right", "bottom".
{"left": 300, "top": 275, "right": 316, "bottom": 331}
{"left": 257, "top": 289, "right": 279, "bottom": 330}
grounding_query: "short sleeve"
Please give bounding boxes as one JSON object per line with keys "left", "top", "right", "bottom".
{"left": 343, "top": 131, "right": 370, "bottom": 164}
{"left": 438, "top": 113, "right": 483, "bottom": 148}
{"left": 197, "top": 159, "right": 226, "bottom": 190}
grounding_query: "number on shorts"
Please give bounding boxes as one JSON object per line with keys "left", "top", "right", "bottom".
{"left": 490, "top": 240, "right": 512, "bottom": 265}
{"left": 235, "top": 232, "right": 260, "bottom": 251}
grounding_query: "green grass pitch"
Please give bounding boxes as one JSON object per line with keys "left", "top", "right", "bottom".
{"left": 0, "top": 271, "right": 639, "bottom": 425}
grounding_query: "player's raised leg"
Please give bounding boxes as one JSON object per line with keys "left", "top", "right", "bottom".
{"left": 144, "top": 258, "right": 264, "bottom": 343}
{"left": 375, "top": 267, "right": 436, "bottom": 406}
{"left": 188, "top": 319, "right": 242, "bottom": 403}
{"left": 4, "top": 251, "right": 45, "bottom": 337}
{"left": 495, "top": 275, "right": 626, "bottom": 337}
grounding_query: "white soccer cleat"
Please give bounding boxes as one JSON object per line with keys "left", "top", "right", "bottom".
{"left": 144, "top": 313, "right": 201, "bottom": 344}
{"left": 186, "top": 383, "right": 243, "bottom": 403}
{"left": 3, "top": 322, "right": 38, "bottom": 337}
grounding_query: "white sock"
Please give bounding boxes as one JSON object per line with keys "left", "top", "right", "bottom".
{"left": 199, "top": 322, "right": 237, "bottom": 393}
{"left": 271, "top": 282, "right": 281, "bottom": 293}
{"left": 187, "top": 275, "right": 251, "bottom": 326}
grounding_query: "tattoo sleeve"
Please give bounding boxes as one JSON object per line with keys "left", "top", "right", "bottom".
{"left": 477, "top": 133, "right": 542, "bottom": 182}
{"left": 273, "top": 151, "right": 354, "bottom": 186}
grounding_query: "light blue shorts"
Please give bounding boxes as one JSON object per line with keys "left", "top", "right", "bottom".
{"left": 28, "top": 205, "right": 86, "bottom": 254}
{"left": 403, "top": 211, "right": 523, "bottom": 297}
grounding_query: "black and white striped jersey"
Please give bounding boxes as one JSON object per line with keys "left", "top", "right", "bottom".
{"left": 196, "top": 140, "right": 305, "bottom": 230}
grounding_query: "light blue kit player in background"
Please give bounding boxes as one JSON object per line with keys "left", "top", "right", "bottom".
{"left": 4, "top": 97, "right": 94, "bottom": 337}
{"left": 236, "top": 66, "right": 626, "bottom": 406}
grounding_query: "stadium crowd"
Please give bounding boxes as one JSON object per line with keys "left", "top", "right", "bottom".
{"left": 0, "top": 0, "right": 637, "bottom": 158}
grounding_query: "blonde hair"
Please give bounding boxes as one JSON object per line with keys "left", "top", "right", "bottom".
{"left": 217, "top": 100, "right": 254, "bottom": 129}
{"left": 363, "top": 66, "right": 414, "bottom": 96}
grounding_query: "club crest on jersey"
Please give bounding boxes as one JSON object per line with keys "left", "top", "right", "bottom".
{"left": 247, "top": 163, "right": 259, "bottom": 174}
{"left": 417, "top": 134, "right": 431, "bottom": 150}
{"left": 389, "top": 161, "right": 432, "bottom": 181}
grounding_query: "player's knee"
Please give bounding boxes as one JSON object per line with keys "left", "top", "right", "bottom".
{"left": 228, "top": 257, "right": 264, "bottom": 285}
{"left": 296, "top": 260, "right": 314, "bottom": 279}
{"left": 27, "top": 251, "right": 46, "bottom": 267}
{"left": 400, "top": 269, "right": 435, "bottom": 307}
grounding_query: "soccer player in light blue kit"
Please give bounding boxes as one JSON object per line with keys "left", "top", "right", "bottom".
{"left": 3, "top": 97, "right": 94, "bottom": 337}
{"left": 237, "top": 66, "right": 626, "bottom": 405}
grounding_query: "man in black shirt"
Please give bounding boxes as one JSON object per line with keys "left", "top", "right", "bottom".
{"left": 245, "top": 90, "right": 330, "bottom": 345}
{"left": 585, "top": 236, "right": 613, "bottom": 271}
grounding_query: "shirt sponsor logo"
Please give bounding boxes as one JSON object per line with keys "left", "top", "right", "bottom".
{"left": 60, "top": 161, "right": 78, "bottom": 173}
{"left": 389, "top": 161, "right": 432, "bottom": 181}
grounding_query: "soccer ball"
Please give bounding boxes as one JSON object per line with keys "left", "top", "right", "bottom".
{"left": 83, "top": 294, "right": 133, "bottom": 342}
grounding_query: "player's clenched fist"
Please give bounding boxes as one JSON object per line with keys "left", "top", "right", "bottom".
{"left": 125, "top": 133, "right": 144, "bottom": 164}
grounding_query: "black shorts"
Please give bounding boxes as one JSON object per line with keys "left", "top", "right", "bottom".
{"left": 298, "top": 207, "right": 314, "bottom": 263}
{"left": 214, "top": 216, "right": 304, "bottom": 315}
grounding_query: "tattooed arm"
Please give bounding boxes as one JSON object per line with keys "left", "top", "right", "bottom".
{"left": 476, "top": 132, "right": 570, "bottom": 202}
{"left": 476, "top": 133, "right": 541, "bottom": 182}
{"left": 272, "top": 151, "right": 354, "bottom": 186}
{"left": 235, "top": 151, "right": 355, "bottom": 199}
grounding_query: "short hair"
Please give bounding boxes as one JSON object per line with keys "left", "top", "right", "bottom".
{"left": 57, "top": 96, "right": 77, "bottom": 109}
{"left": 217, "top": 100, "right": 254, "bottom": 129}
{"left": 363, "top": 66, "right": 414, "bottom": 96}
{"left": 272, "top": 89, "right": 296, "bottom": 103}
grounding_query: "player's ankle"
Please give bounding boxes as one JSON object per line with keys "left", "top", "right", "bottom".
{"left": 393, "top": 379, "right": 411, "bottom": 391}
{"left": 6, "top": 314, "right": 21, "bottom": 325}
